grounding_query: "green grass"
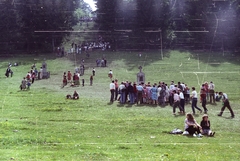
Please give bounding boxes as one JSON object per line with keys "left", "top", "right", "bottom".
{"left": 0, "top": 50, "right": 240, "bottom": 160}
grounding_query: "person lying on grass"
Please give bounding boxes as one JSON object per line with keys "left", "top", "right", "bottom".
{"left": 200, "top": 114, "right": 215, "bottom": 137}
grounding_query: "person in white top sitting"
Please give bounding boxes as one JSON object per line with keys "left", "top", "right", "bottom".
{"left": 184, "top": 113, "right": 202, "bottom": 137}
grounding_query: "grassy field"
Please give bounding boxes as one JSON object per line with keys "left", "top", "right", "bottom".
{"left": 0, "top": 50, "right": 240, "bottom": 161}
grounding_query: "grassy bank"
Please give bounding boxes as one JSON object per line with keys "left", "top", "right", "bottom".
{"left": 0, "top": 50, "right": 239, "bottom": 160}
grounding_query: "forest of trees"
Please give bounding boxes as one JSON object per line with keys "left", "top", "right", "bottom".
{"left": 0, "top": 0, "right": 91, "bottom": 54}
{"left": 95, "top": 0, "right": 240, "bottom": 51}
{"left": 0, "top": 0, "right": 240, "bottom": 54}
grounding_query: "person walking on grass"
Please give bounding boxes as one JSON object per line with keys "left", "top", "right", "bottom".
{"left": 20, "top": 77, "right": 27, "bottom": 90}
{"left": 217, "top": 92, "right": 235, "bottom": 118}
{"left": 92, "top": 68, "right": 95, "bottom": 76}
{"left": 108, "top": 70, "right": 113, "bottom": 80}
{"left": 110, "top": 80, "right": 115, "bottom": 103}
{"left": 172, "top": 90, "right": 183, "bottom": 115}
{"left": 90, "top": 75, "right": 93, "bottom": 86}
{"left": 191, "top": 87, "right": 202, "bottom": 115}
{"left": 82, "top": 78, "right": 85, "bottom": 87}
{"left": 200, "top": 84, "right": 208, "bottom": 114}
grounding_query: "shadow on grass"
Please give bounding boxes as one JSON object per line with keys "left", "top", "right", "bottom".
{"left": 117, "top": 104, "right": 125, "bottom": 107}
{"left": 125, "top": 104, "right": 134, "bottom": 108}
{"left": 181, "top": 50, "right": 240, "bottom": 66}
{"left": 107, "top": 102, "right": 114, "bottom": 105}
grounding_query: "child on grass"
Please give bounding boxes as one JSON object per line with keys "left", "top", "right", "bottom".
{"left": 200, "top": 114, "right": 215, "bottom": 136}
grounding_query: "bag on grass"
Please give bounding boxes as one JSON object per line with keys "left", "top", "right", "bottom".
{"left": 170, "top": 128, "right": 183, "bottom": 134}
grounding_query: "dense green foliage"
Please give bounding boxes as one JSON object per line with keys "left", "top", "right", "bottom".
{"left": 0, "top": 0, "right": 91, "bottom": 53}
{"left": 0, "top": 50, "right": 240, "bottom": 160}
{"left": 95, "top": 0, "right": 240, "bottom": 51}
{"left": 1, "top": 0, "right": 240, "bottom": 53}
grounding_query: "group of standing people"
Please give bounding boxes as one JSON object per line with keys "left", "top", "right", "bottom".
{"left": 109, "top": 80, "right": 235, "bottom": 118}
{"left": 62, "top": 71, "right": 82, "bottom": 87}
{"left": 20, "top": 63, "right": 42, "bottom": 90}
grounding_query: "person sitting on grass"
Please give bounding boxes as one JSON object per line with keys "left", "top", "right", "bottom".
{"left": 200, "top": 114, "right": 215, "bottom": 137}
{"left": 184, "top": 113, "right": 202, "bottom": 137}
{"left": 72, "top": 91, "right": 79, "bottom": 100}
{"left": 66, "top": 94, "right": 72, "bottom": 99}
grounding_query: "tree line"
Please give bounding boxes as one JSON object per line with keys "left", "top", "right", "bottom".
{"left": 1, "top": 0, "right": 240, "bottom": 54}
{"left": 0, "top": 0, "right": 91, "bottom": 54}
{"left": 95, "top": 0, "right": 240, "bottom": 52}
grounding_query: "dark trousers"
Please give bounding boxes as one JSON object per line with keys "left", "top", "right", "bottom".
{"left": 202, "top": 97, "right": 208, "bottom": 112}
{"left": 173, "top": 101, "right": 183, "bottom": 113}
{"left": 110, "top": 89, "right": 115, "bottom": 102}
{"left": 115, "top": 88, "right": 118, "bottom": 100}
{"left": 169, "top": 94, "right": 174, "bottom": 106}
{"left": 209, "top": 89, "right": 215, "bottom": 103}
{"left": 136, "top": 91, "right": 143, "bottom": 104}
{"left": 219, "top": 99, "right": 234, "bottom": 117}
{"left": 180, "top": 99, "right": 185, "bottom": 112}
{"left": 191, "top": 98, "right": 202, "bottom": 114}
{"left": 158, "top": 97, "right": 165, "bottom": 106}
{"left": 186, "top": 126, "right": 201, "bottom": 135}
{"left": 120, "top": 91, "right": 126, "bottom": 104}
{"left": 125, "top": 92, "right": 129, "bottom": 103}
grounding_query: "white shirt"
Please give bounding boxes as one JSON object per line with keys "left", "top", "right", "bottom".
{"left": 184, "top": 118, "right": 196, "bottom": 130}
{"left": 208, "top": 83, "right": 215, "bottom": 90}
{"left": 169, "top": 84, "right": 175, "bottom": 90}
{"left": 179, "top": 92, "right": 184, "bottom": 99}
{"left": 174, "top": 93, "right": 180, "bottom": 101}
{"left": 110, "top": 83, "right": 115, "bottom": 90}
{"left": 119, "top": 84, "right": 125, "bottom": 90}
{"left": 222, "top": 93, "right": 228, "bottom": 100}
{"left": 157, "top": 87, "right": 162, "bottom": 97}
{"left": 181, "top": 83, "right": 186, "bottom": 91}
{"left": 192, "top": 90, "right": 198, "bottom": 98}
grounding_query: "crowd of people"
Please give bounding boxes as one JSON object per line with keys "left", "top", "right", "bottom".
{"left": 62, "top": 66, "right": 96, "bottom": 88}
{"left": 56, "top": 35, "right": 111, "bottom": 57}
{"left": 20, "top": 63, "right": 42, "bottom": 90}
{"left": 109, "top": 80, "right": 235, "bottom": 118}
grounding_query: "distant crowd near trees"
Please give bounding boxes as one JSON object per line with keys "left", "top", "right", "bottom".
{"left": 1, "top": 0, "right": 240, "bottom": 54}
